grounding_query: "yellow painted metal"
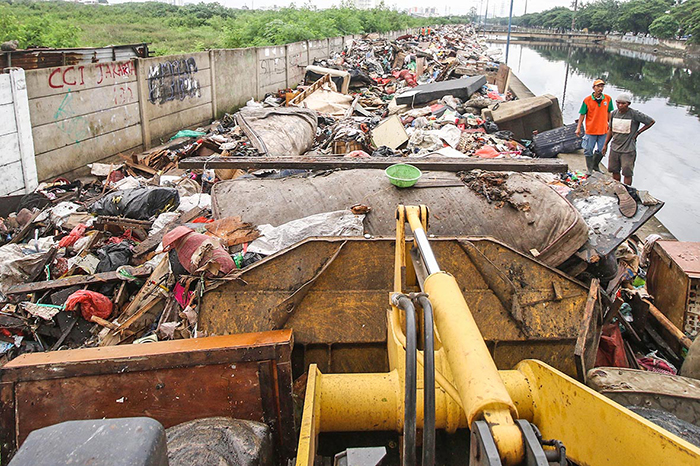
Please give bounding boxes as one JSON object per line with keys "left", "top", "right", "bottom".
{"left": 512, "top": 360, "right": 700, "bottom": 466}
{"left": 394, "top": 205, "right": 406, "bottom": 293}
{"left": 296, "top": 364, "right": 322, "bottom": 466}
{"left": 319, "top": 371, "right": 402, "bottom": 431}
{"left": 294, "top": 204, "right": 700, "bottom": 466}
{"left": 424, "top": 270, "right": 524, "bottom": 464}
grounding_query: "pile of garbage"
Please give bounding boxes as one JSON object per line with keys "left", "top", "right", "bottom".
{"left": 593, "top": 234, "right": 692, "bottom": 377}
{"left": 0, "top": 175, "right": 267, "bottom": 361}
{"left": 118, "top": 24, "right": 532, "bottom": 181}
{"left": 0, "top": 24, "right": 694, "bottom": 392}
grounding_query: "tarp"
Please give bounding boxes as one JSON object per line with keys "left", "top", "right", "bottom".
{"left": 235, "top": 108, "right": 318, "bottom": 156}
{"left": 248, "top": 210, "right": 365, "bottom": 256}
{"left": 212, "top": 169, "right": 589, "bottom": 266}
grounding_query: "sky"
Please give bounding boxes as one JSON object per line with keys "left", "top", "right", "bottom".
{"left": 128, "top": 0, "right": 574, "bottom": 17}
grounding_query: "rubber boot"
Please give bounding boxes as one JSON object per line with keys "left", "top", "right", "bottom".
{"left": 585, "top": 155, "right": 595, "bottom": 175}
{"left": 592, "top": 150, "right": 604, "bottom": 172}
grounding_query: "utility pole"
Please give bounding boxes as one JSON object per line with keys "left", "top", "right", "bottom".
{"left": 571, "top": 0, "right": 578, "bottom": 31}
{"left": 484, "top": 0, "right": 489, "bottom": 26}
{"left": 505, "top": 0, "right": 514, "bottom": 63}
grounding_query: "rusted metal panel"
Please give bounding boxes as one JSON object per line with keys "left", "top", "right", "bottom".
{"left": 654, "top": 241, "right": 700, "bottom": 277}
{"left": 200, "top": 238, "right": 590, "bottom": 378}
{"left": 574, "top": 279, "right": 603, "bottom": 383}
{"left": 647, "top": 242, "right": 692, "bottom": 332}
{"left": 0, "top": 331, "right": 294, "bottom": 465}
{"left": 1, "top": 44, "right": 149, "bottom": 71}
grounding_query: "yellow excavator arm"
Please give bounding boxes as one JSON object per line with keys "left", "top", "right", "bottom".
{"left": 296, "top": 205, "right": 700, "bottom": 466}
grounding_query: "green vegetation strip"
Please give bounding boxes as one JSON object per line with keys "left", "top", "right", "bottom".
{"left": 0, "top": 0, "right": 474, "bottom": 55}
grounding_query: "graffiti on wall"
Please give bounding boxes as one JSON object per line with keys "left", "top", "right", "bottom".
{"left": 53, "top": 91, "right": 90, "bottom": 143}
{"left": 147, "top": 57, "right": 201, "bottom": 104}
{"left": 48, "top": 62, "right": 135, "bottom": 89}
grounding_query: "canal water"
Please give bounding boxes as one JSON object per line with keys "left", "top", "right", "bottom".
{"left": 501, "top": 42, "right": 700, "bottom": 241}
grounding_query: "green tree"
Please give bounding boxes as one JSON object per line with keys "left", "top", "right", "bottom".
{"left": 649, "top": 14, "right": 679, "bottom": 38}
{"left": 0, "top": 5, "right": 24, "bottom": 43}
{"left": 617, "top": 0, "right": 672, "bottom": 34}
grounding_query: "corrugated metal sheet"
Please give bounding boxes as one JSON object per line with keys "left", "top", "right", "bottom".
{"left": 656, "top": 240, "right": 700, "bottom": 277}
{"left": 1, "top": 44, "right": 150, "bottom": 71}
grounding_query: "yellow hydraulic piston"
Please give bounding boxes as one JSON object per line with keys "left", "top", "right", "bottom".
{"left": 403, "top": 205, "right": 524, "bottom": 464}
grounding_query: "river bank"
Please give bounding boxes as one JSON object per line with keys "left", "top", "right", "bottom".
{"left": 501, "top": 41, "right": 700, "bottom": 241}
{"left": 485, "top": 31, "right": 700, "bottom": 67}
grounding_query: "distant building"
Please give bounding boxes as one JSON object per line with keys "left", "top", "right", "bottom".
{"left": 354, "top": 0, "right": 373, "bottom": 10}
{"left": 407, "top": 6, "right": 438, "bottom": 17}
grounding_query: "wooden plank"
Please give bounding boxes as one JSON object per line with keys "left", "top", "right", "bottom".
{"left": 179, "top": 155, "right": 568, "bottom": 173}
{"left": 0, "top": 382, "right": 16, "bottom": 464}
{"left": 14, "top": 363, "right": 265, "bottom": 446}
{"left": 2, "top": 330, "right": 292, "bottom": 381}
{"left": 6, "top": 266, "right": 152, "bottom": 295}
{"left": 274, "top": 344, "right": 295, "bottom": 463}
{"left": 645, "top": 299, "right": 693, "bottom": 350}
{"left": 0, "top": 315, "right": 29, "bottom": 330}
{"left": 258, "top": 360, "right": 281, "bottom": 465}
{"left": 575, "top": 279, "right": 601, "bottom": 383}
{"left": 8, "top": 205, "right": 43, "bottom": 244}
{"left": 1, "top": 330, "right": 294, "bottom": 458}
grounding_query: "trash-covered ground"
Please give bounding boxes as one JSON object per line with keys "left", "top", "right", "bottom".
{"left": 0, "top": 23, "right": 696, "bottom": 392}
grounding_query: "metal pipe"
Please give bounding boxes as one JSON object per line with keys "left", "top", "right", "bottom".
{"left": 412, "top": 229, "right": 441, "bottom": 275}
{"left": 416, "top": 294, "right": 435, "bottom": 466}
{"left": 392, "top": 293, "right": 417, "bottom": 466}
{"left": 404, "top": 209, "right": 440, "bottom": 275}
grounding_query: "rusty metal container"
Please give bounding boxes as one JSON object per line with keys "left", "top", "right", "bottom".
{"left": 199, "top": 237, "right": 600, "bottom": 380}
{"left": 647, "top": 240, "right": 700, "bottom": 338}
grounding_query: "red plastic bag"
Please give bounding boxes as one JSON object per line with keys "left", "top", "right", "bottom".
{"left": 474, "top": 146, "right": 500, "bottom": 158}
{"left": 58, "top": 223, "right": 87, "bottom": 248}
{"left": 64, "top": 290, "right": 113, "bottom": 320}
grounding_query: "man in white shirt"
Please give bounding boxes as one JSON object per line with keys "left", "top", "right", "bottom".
{"left": 602, "top": 93, "right": 655, "bottom": 186}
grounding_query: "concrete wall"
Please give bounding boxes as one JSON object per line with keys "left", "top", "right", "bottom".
{"left": 286, "top": 41, "right": 308, "bottom": 96}
{"left": 22, "top": 30, "right": 416, "bottom": 181}
{"left": 140, "top": 52, "right": 213, "bottom": 147}
{"left": 660, "top": 39, "right": 688, "bottom": 51}
{"left": 211, "top": 48, "right": 258, "bottom": 118}
{"left": 257, "top": 46, "right": 287, "bottom": 99}
{"left": 25, "top": 60, "right": 141, "bottom": 181}
{"left": 308, "top": 39, "right": 330, "bottom": 64}
{"left": 0, "top": 69, "right": 38, "bottom": 195}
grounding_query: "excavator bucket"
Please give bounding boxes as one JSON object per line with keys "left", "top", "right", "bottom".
{"left": 199, "top": 236, "right": 599, "bottom": 379}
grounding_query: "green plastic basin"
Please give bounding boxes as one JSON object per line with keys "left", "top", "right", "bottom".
{"left": 385, "top": 163, "right": 422, "bottom": 188}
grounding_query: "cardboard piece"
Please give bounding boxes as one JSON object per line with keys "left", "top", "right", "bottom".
{"left": 371, "top": 115, "right": 409, "bottom": 149}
